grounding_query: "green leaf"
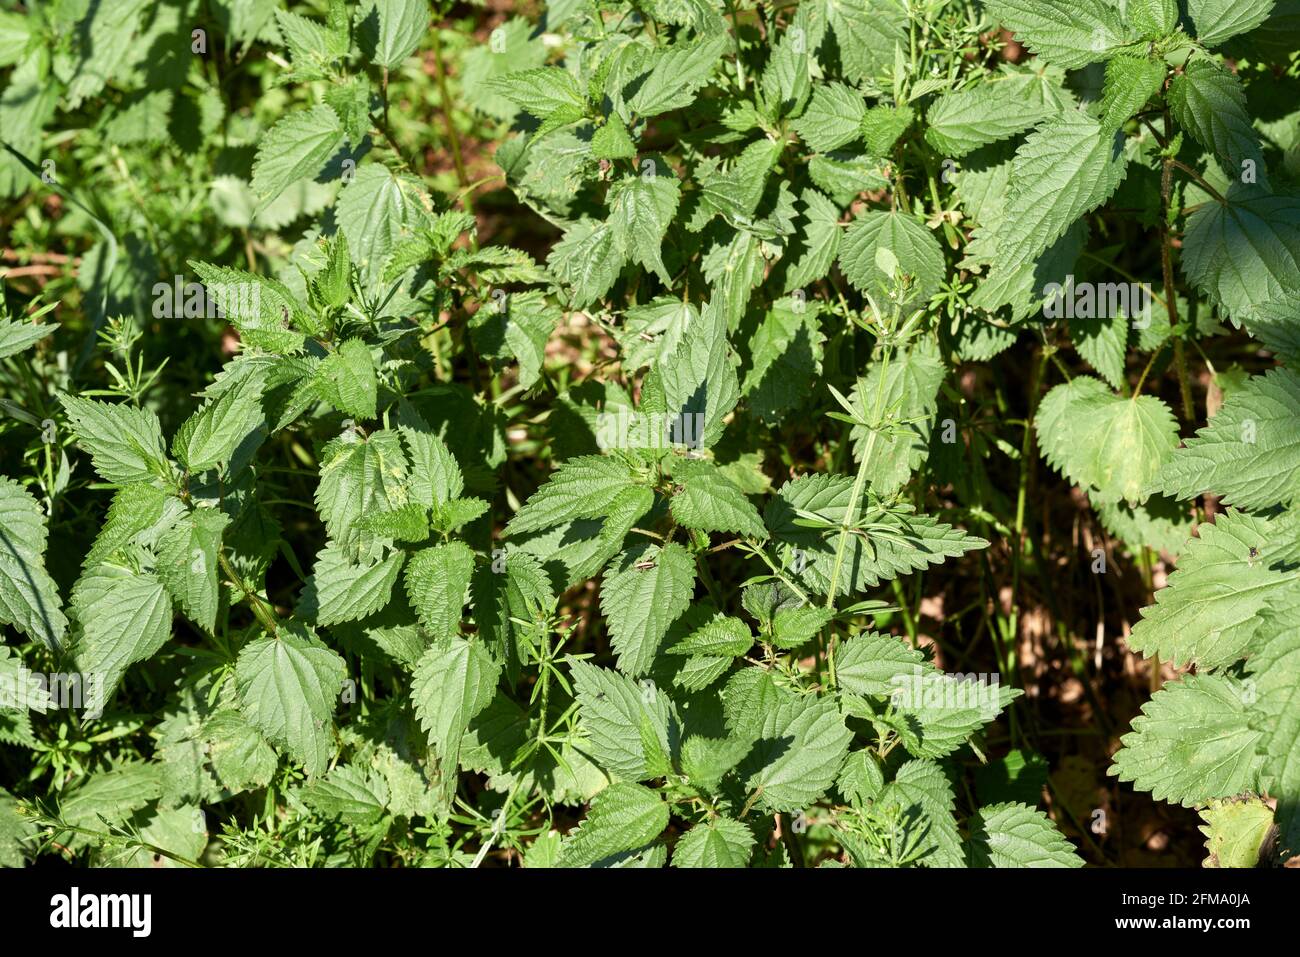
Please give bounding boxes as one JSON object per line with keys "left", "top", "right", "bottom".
{"left": 336, "top": 164, "right": 432, "bottom": 284}
{"left": 156, "top": 506, "right": 230, "bottom": 634}
{"left": 507, "top": 456, "right": 641, "bottom": 537}
{"left": 316, "top": 339, "right": 378, "bottom": 420}
{"left": 548, "top": 218, "right": 623, "bottom": 308}
{"left": 771, "top": 606, "right": 832, "bottom": 650}
{"left": 672, "top": 816, "right": 755, "bottom": 867}
{"left": 569, "top": 659, "right": 673, "bottom": 782}
{"left": 1035, "top": 376, "right": 1178, "bottom": 505}
{"left": 306, "top": 543, "right": 405, "bottom": 626}
{"left": 1187, "top": 0, "right": 1276, "bottom": 46}
{"left": 250, "top": 105, "right": 345, "bottom": 211}
{"left": 0, "top": 317, "right": 55, "bottom": 359}
{"left": 174, "top": 371, "right": 266, "bottom": 474}
{"left": 71, "top": 564, "right": 173, "bottom": 712}
{"left": 591, "top": 117, "right": 636, "bottom": 160}
{"left": 299, "top": 764, "right": 389, "bottom": 824}
{"left": 835, "top": 631, "right": 927, "bottom": 696}
{"left": 608, "top": 168, "right": 681, "bottom": 286}
{"left": 741, "top": 689, "right": 852, "bottom": 813}
{"left": 1128, "top": 0, "right": 1178, "bottom": 37}
{"left": 887, "top": 672, "right": 1020, "bottom": 758}
{"left": 975, "top": 113, "right": 1128, "bottom": 289}
{"left": 361, "top": 0, "right": 428, "bottom": 68}
{"left": 315, "top": 430, "right": 410, "bottom": 552}
{"left": 624, "top": 35, "right": 727, "bottom": 117}
{"left": 558, "top": 782, "right": 669, "bottom": 867}
{"left": 792, "top": 83, "right": 866, "bottom": 153}
{"left": 666, "top": 613, "right": 753, "bottom": 657}
{"left": 669, "top": 459, "right": 766, "bottom": 540}
{"left": 876, "top": 759, "right": 964, "bottom": 867}
{"left": 0, "top": 477, "right": 67, "bottom": 649}
{"left": 1198, "top": 797, "right": 1275, "bottom": 867}
{"left": 1182, "top": 188, "right": 1300, "bottom": 325}
{"left": 828, "top": 0, "right": 908, "bottom": 82}
{"left": 924, "top": 71, "right": 1069, "bottom": 157}
{"left": 411, "top": 637, "right": 500, "bottom": 792}
{"left": 643, "top": 298, "right": 739, "bottom": 450}
{"left": 838, "top": 210, "right": 944, "bottom": 310}
{"left": 984, "top": 0, "right": 1128, "bottom": 69}
{"left": 600, "top": 542, "right": 696, "bottom": 677}
{"left": 968, "top": 803, "right": 1084, "bottom": 867}
{"left": 1127, "top": 510, "right": 1299, "bottom": 669}
{"left": 1111, "top": 673, "right": 1262, "bottom": 806}
{"left": 235, "top": 623, "right": 346, "bottom": 777}
{"left": 1244, "top": 606, "right": 1300, "bottom": 858}
{"left": 1153, "top": 368, "right": 1300, "bottom": 509}
{"left": 491, "top": 67, "right": 585, "bottom": 120}
{"left": 1170, "top": 59, "right": 1267, "bottom": 185}
{"left": 203, "top": 709, "right": 277, "bottom": 793}
{"left": 60, "top": 395, "right": 172, "bottom": 484}
{"left": 404, "top": 542, "right": 474, "bottom": 640}
{"left": 1099, "top": 55, "right": 1165, "bottom": 131}
{"left": 848, "top": 341, "right": 946, "bottom": 494}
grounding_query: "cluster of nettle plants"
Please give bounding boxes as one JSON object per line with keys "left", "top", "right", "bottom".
{"left": 0, "top": 0, "right": 1298, "bottom": 868}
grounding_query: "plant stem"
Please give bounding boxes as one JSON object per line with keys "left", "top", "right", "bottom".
{"left": 430, "top": 23, "right": 470, "bottom": 193}
{"left": 1159, "top": 107, "right": 1195, "bottom": 423}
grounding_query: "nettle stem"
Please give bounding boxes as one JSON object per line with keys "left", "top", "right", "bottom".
{"left": 1158, "top": 105, "right": 1196, "bottom": 422}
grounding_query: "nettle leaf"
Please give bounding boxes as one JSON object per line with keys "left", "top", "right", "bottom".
{"left": 782, "top": 190, "right": 842, "bottom": 293}
{"left": 743, "top": 295, "right": 826, "bottom": 423}
{"left": 305, "top": 543, "right": 405, "bottom": 626}
{"left": 235, "top": 623, "right": 346, "bottom": 777}
{"left": 1111, "top": 673, "right": 1263, "bottom": 807}
{"left": 507, "top": 456, "right": 642, "bottom": 537}
{"left": 1199, "top": 798, "right": 1276, "bottom": 868}
{"left": 411, "top": 637, "right": 500, "bottom": 790}
{"left": 876, "top": 759, "right": 964, "bottom": 867}
{"left": 337, "top": 164, "right": 433, "bottom": 285}
{"left": 601, "top": 542, "right": 695, "bottom": 677}
{"left": 983, "top": 0, "right": 1129, "bottom": 69}
{"left": 60, "top": 395, "right": 172, "bottom": 484}
{"left": 924, "top": 71, "right": 1070, "bottom": 157}
{"left": 569, "top": 659, "right": 673, "bottom": 782}
{"left": 1153, "top": 368, "right": 1300, "bottom": 509}
{"left": 492, "top": 67, "right": 585, "bottom": 121}
{"left": 557, "top": 782, "right": 669, "bottom": 867}
{"left": 1245, "top": 615, "right": 1300, "bottom": 858}
{"left": 250, "top": 105, "right": 345, "bottom": 211}
{"left": 174, "top": 371, "right": 266, "bottom": 474}
{"left": 624, "top": 34, "right": 727, "bottom": 117}
{"left": 360, "top": 0, "right": 428, "bottom": 68}
{"left": 1128, "top": 0, "right": 1178, "bottom": 38}
{"left": 669, "top": 459, "right": 767, "bottom": 540}
{"left": 838, "top": 210, "right": 945, "bottom": 311}
{"left": 1182, "top": 187, "right": 1300, "bottom": 325}
{"left": 315, "top": 430, "right": 409, "bottom": 551}
{"left": 0, "top": 477, "right": 67, "bottom": 649}
{"left": 835, "top": 631, "right": 927, "bottom": 696}
{"left": 404, "top": 541, "right": 474, "bottom": 639}
{"left": 644, "top": 298, "right": 739, "bottom": 450}
{"left": 672, "top": 816, "right": 755, "bottom": 867}
{"left": 316, "top": 339, "right": 378, "bottom": 420}
{"left": 968, "top": 803, "right": 1084, "bottom": 867}
{"left": 608, "top": 166, "right": 681, "bottom": 286}
{"left": 71, "top": 563, "right": 173, "bottom": 711}
{"left": 1099, "top": 55, "right": 1165, "bottom": 131}
{"left": 548, "top": 219, "right": 623, "bottom": 308}
{"left": 1035, "top": 376, "right": 1178, "bottom": 506}
{"left": 469, "top": 290, "right": 561, "bottom": 391}
{"left": 848, "top": 341, "right": 946, "bottom": 494}
{"left": 741, "top": 688, "right": 853, "bottom": 813}
{"left": 1187, "top": 0, "right": 1276, "bottom": 46}
{"left": 300, "top": 765, "right": 389, "bottom": 825}
{"left": 828, "top": 0, "right": 908, "bottom": 82}
{"left": 975, "top": 113, "right": 1128, "bottom": 291}
{"left": 888, "top": 674, "right": 1020, "bottom": 759}
{"left": 0, "top": 317, "right": 55, "bottom": 359}
{"left": 792, "top": 83, "right": 866, "bottom": 153}
{"left": 1169, "top": 59, "right": 1267, "bottom": 186}
{"left": 1127, "top": 509, "right": 1300, "bottom": 669}
{"left": 156, "top": 506, "right": 230, "bottom": 634}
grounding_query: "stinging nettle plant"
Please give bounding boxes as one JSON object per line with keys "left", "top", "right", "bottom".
{"left": 0, "top": 0, "right": 1297, "bottom": 868}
